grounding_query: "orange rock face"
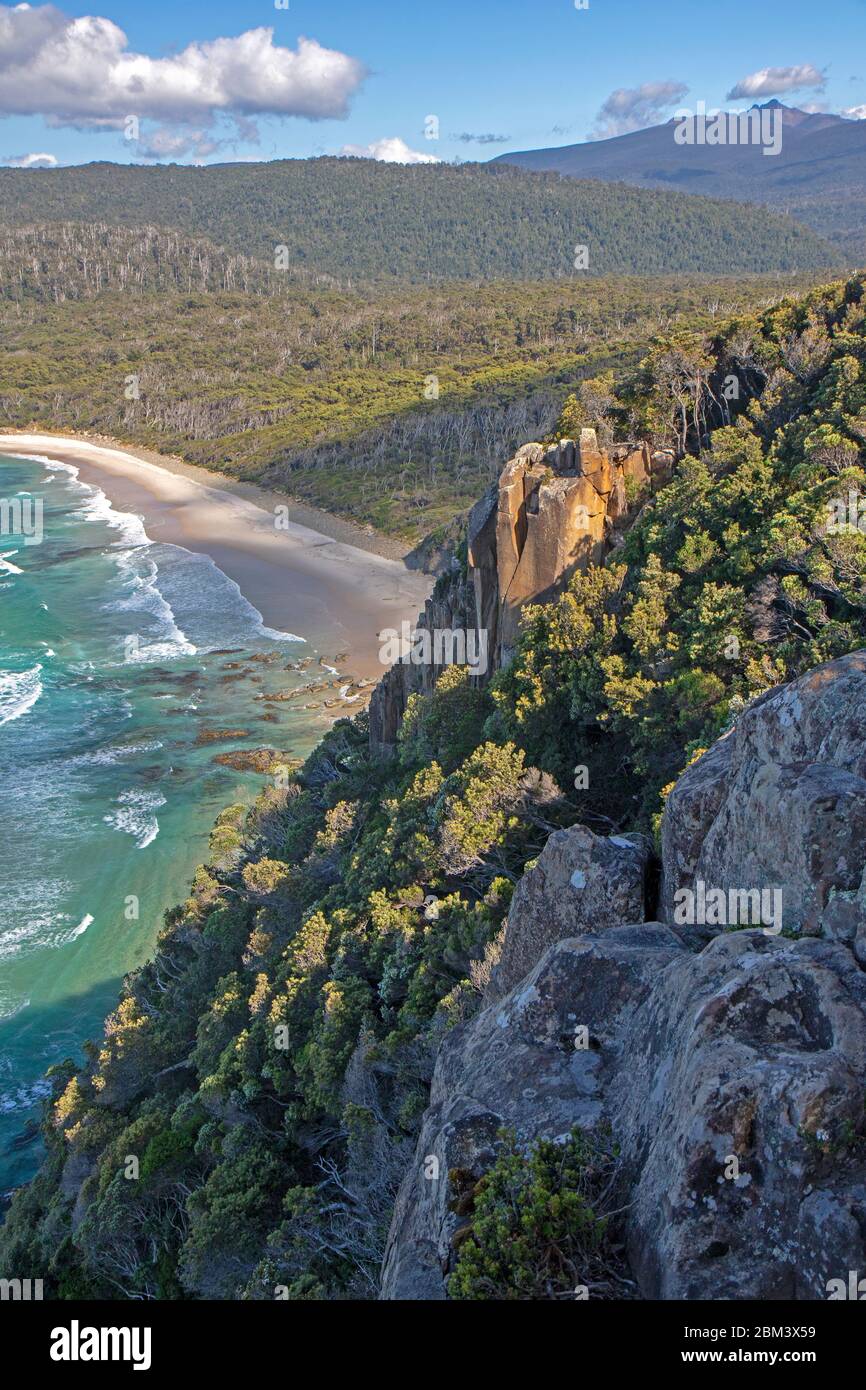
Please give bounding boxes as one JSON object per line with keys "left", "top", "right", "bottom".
{"left": 471, "top": 430, "right": 658, "bottom": 665}
{"left": 371, "top": 431, "right": 668, "bottom": 753}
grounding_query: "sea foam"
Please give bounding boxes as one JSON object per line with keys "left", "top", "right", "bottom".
{"left": 0, "top": 665, "right": 43, "bottom": 727}
{"left": 103, "top": 789, "right": 166, "bottom": 849}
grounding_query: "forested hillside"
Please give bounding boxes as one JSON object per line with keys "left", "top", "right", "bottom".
{"left": 0, "top": 224, "right": 311, "bottom": 301}
{"left": 0, "top": 159, "right": 837, "bottom": 281}
{"left": 0, "top": 223, "right": 828, "bottom": 537}
{"left": 2, "top": 272, "right": 864, "bottom": 1300}
{"left": 495, "top": 103, "right": 866, "bottom": 263}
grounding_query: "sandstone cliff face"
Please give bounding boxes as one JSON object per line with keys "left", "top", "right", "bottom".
{"left": 368, "top": 432, "right": 673, "bottom": 754}
{"left": 380, "top": 652, "right": 866, "bottom": 1300}
{"left": 477, "top": 434, "right": 674, "bottom": 668}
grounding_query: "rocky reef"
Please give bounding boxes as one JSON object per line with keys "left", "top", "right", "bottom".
{"left": 381, "top": 652, "right": 866, "bottom": 1300}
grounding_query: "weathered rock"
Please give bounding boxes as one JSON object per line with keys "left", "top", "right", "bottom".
{"left": 488, "top": 825, "right": 653, "bottom": 999}
{"left": 617, "top": 930, "right": 866, "bottom": 1299}
{"left": 381, "top": 650, "right": 866, "bottom": 1301}
{"left": 382, "top": 923, "right": 866, "bottom": 1301}
{"left": 372, "top": 432, "right": 656, "bottom": 754}
{"left": 650, "top": 448, "right": 676, "bottom": 488}
{"left": 662, "top": 652, "right": 866, "bottom": 949}
{"left": 381, "top": 924, "right": 684, "bottom": 1299}
{"left": 496, "top": 464, "right": 607, "bottom": 660}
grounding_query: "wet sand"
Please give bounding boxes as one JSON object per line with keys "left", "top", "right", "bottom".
{"left": 0, "top": 432, "right": 432, "bottom": 684}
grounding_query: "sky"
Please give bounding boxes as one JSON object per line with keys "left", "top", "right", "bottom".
{"left": 0, "top": 0, "right": 864, "bottom": 168}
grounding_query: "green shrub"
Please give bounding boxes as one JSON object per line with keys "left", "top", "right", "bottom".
{"left": 448, "top": 1127, "right": 628, "bottom": 1301}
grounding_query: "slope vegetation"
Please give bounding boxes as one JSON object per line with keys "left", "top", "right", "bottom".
{"left": 495, "top": 103, "right": 866, "bottom": 263}
{"left": 2, "top": 273, "right": 865, "bottom": 1299}
{"left": 0, "top": 157, "right": 837, "bottom": 281}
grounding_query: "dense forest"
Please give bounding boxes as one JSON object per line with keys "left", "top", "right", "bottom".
{"left": 2, "top": 272, "right": 864, "bottom": 1300}
{"left": 495, "top": 104, "right": 866, "bottom": 264}
{"left": 0, "top": 223, "right": 830, "bottom": 537}
{"left": 0, "top": 159, "right": 837, "bottom": 282}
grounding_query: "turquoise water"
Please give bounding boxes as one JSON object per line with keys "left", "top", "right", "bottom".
{"left": 0, "top": 453, "right": 324, "bottom": 1192}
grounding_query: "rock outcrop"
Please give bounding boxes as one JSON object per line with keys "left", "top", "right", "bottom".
{"left": 662, "top": 650, "right": 866, "bottom": 955}
{"left": 487, "top": 825, "right": 653, "bottom": 999}
{"left": 380, "top": 652, "right": 866, "bottom": 1300}
{"left": 469, "top": 434, "right": 673, "bottom": 671}
{"left": 369, "top": 432, "right": 673, "bottom": 754}
{"left": 368, "top": 562, "right": 475, "bottom": 754}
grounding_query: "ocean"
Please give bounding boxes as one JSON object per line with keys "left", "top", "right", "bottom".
{"left": 0, "top": 452, "right": 327, "bottom": 1193}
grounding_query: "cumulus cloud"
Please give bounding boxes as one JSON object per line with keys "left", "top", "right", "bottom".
{"left": 726, "top": 64, "right": 826, "bottom": 100}
{"left": 844, "top": 104, "right": 866, "bottom": 119}
{"left": 0, "top": 4, "right": 367, "bottom": 133}
{"left": 451, "top": 131, "right": 511, "bottom": 145}
{"left": 3, "top": 150, "right": 57, "bottom": 166}
{"left": 339, "top": 137, "right": 440, "bottom": 164}
{"left": 590, "top": 80, "right": 689, "bottom": 139}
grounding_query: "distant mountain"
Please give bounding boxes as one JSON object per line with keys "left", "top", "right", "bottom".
{"left": 493, "top": 102, "right": 866, "bottom": 262}
{"left": 0, "top": 155, "right": 837, "bottom": 281}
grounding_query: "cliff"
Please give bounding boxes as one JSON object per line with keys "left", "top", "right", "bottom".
{"left": 381, "top": 652, "right": 866, "bottom": 1300}
{"left": 369, "top": 430, "right": 674, "bottom": 753}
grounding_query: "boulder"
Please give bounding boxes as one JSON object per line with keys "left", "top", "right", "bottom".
{"left": 662, "top": 652, "right": 866, "bottom": 952}
{"left": 617, "top": 930, "right": 866, "bottom": 1299}
{"left": 381, "top": 924, "right": 684, "bottom": 1300}
{"left": 488, "top": 824, "right": 653, "bottom": 998}
{"left": 382, "top": 925, "right": 866, "bottom": 1301}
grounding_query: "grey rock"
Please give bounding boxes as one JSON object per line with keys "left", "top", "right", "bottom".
{"left": 662, "top": 651, "right": 866, "bottom": 938}
{"left": 381, "top": 651, "right": 866, "bottom": 1301}
{"left": 488, "top": 824, "right": 653, "bottom": 999}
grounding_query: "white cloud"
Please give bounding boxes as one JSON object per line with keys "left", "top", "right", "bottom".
{"left": 590, "top": 81, "right": 689, "bottom": 139}
{"left": 843, "top": 104, "right": 866, "bottom": 119}
{"left": 726, "top": 64, "right": 826, "bottom": 100}
{"left": 339, "top": 137, "right": 440, "bottom": 164}
{"left": 137, "top": 128, "right": 220, "bottom": 162}
{"left": 3, "top": 150, "right": 58, "bottom": 166}
{"left": 0, "top": 5, "right": 366, "bottom": 132}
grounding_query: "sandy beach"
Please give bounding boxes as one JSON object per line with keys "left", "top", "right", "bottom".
{"left": 0, "top": 432, "right": 432, "bottom": 685}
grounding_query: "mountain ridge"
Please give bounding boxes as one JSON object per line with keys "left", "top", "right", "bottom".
{"left": 493, "top": 103, "right": 866, "bottom": 262}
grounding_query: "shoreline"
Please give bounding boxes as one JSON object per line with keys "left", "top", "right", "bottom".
{"left": 0, "top": 427, "right": 410, "bottom": 560}
{"left": 0, "top": 431, "right": 432, "bottom": 687}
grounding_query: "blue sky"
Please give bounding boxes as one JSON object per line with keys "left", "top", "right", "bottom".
{"left": 1, "top": 0, "right": 864, "bottom": 166}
